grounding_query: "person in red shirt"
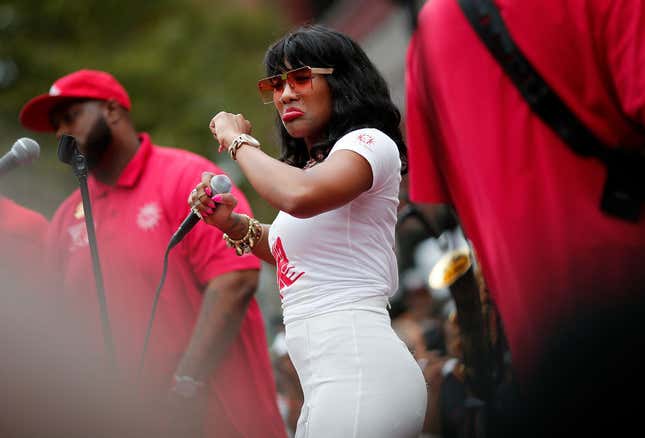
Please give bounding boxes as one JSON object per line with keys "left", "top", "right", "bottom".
{"left": 19, "top": 69, "right": 287, "bottom": 437}
{"left": 0, "top": 195, "right": 48, "bottom": 293}
{"left": 405, "top": 0, "right": 645, "bottom": 386}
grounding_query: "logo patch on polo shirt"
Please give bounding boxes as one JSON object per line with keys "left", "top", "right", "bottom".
{"left": 67, "top": 222, "right": 89, "bottom": 251}
{"left": 74, "top": 202, "right": 84, "bottom": 220}
{"left": 137, "top": 202, "right": 161, "bottom": 230}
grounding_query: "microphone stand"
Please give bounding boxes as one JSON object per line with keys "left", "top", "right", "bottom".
{"left": 58, "top": 135, "right": 117, "bottom": 372}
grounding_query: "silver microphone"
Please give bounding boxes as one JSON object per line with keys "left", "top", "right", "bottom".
{"left": 168, "top": 174, "right": 232, "bottom": 249}
{"left": 0, "top": 138, "right": 40, "bottom": 177}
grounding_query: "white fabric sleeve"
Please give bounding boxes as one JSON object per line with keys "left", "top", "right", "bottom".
{"left": 329, "top": 128, "right": 401, "bottom": 190}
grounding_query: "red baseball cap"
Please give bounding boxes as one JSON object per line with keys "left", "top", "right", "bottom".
{"left": 19, "top": 69, "right": 132, "bottom": 132}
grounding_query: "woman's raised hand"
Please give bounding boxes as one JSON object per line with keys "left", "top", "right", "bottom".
{"left": 188, "top": 172, "right": 239, "bottom": 231}
{"left": 209, "top": 112, "right": 252, "bottom": 153}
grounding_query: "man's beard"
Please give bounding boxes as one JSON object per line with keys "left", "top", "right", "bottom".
{"left": 83, "top": 116, "right": 112, "bottom": 170}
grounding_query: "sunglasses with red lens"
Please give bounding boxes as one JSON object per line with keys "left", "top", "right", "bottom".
{"left": 257, "top": 66, "right": 334, "bottom": 104}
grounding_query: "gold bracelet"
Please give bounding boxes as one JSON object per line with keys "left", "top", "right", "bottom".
{"left": 223, "top": 214, "right": 263, "bottom": 256}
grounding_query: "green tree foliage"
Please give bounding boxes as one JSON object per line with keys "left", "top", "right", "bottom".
{"left": 0, "top": 0, "right": 288, "bottom": 221}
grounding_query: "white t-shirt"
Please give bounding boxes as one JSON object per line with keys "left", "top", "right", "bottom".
{"left": 268, "top": 128, "right": 402, "bottom": 324}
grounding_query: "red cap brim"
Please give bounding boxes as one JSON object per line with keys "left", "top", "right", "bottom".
{"left": 19, "top": 93, "right": 83, "bottom": 132}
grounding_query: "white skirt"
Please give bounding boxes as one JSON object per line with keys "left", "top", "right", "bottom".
{"left": 285, "top": 297, "right": 427, "bottom": 438}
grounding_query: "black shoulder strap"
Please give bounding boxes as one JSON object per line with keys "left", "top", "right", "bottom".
{"left": 457, "top": 0, "right": 643, "bottom": 221}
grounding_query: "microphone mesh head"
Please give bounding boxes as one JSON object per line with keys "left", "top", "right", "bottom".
{"left": 13, "top": 137, "right": 40, "bottom": 164}
{"left": 210, "top": 174, "right": 232, "bottom": 194}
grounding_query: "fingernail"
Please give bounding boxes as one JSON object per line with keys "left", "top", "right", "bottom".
{"left": 205, "top": 187, "right": 212, "bottom": 197}
{"left": 206, "top": 208, "right": 214, "bottom": 215}
{"left": 207, "top": 201, "right": 216, "bottom": 208}
{"left": 212, "top": 195, "right": 222, "bottom": 202}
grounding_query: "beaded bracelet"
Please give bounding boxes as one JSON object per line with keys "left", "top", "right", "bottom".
{"left": 223, "top": 214, "right": 263, "bottom": 256}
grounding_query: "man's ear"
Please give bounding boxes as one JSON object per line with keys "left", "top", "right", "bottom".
{"left": 104, "top": 99, "right": 123, "bottom": 124}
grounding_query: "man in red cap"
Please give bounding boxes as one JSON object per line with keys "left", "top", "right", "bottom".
{"left": 20, "top": 69, "right": 287, "bottom": 437}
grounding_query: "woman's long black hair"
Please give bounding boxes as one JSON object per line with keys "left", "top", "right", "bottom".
{"left": 263, "top": 24, "right": 407, "bottom": 173}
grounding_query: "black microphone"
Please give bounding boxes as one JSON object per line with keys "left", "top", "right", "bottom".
{"left": 0, "top": 137, "right": 40, "bottom": 177}
{"left": 168, "top": 174, "right": 232, "bottom": 249}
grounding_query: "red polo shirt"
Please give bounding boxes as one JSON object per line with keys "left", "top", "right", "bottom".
{"left": 406, "top": 0, "right": 645, "bottom": 381}
{"left": 46, "top": 134, "right": 286, "bottom": 437}
{"left": 0, "top": 196, "right": 48, "bottom": 293}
